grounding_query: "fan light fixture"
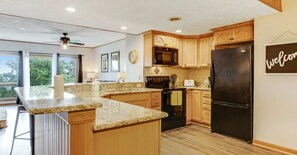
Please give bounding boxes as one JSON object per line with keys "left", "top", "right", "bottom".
{"left": 61, "top": 33, "right": 70, "bottom": 49}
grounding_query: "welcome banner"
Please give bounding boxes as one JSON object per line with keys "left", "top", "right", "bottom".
{"left": 265, "top": 42, "right": 297, "bottom": 74}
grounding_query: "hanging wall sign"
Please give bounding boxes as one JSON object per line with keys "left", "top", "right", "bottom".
{"left": 265, "top": 42, "right": 297, "bottom": 74}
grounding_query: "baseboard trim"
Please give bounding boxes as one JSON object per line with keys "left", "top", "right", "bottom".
{"left": 253, "top": 139, "right": 297, "bottom": 155}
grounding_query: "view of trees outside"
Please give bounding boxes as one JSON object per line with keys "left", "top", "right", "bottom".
{"left": 59, "top": 57, "right": 77, "bottom": 83}
{"left": 0, "top": 53, "right": 77, "bottom": 99}
{"left": 0, "top": 55, "right": 18, "bottom": 98}
{"left": 29, "top": 56, "right": 52, "bottom": 86}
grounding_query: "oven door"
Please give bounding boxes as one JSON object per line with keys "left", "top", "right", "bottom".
{"left": 162, "top": 89, "right": 186, "bottom": 131}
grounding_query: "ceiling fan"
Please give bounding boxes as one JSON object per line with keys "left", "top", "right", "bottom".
{"left": 59, "top": 33, "right": 85, "bottom": 49}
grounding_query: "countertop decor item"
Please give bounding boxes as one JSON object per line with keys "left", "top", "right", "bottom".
{"left": 54, "top": 75, "right": 64, "bottom": 99}
{"left": 128, "top": 50, "right": 138, "bottom": 64}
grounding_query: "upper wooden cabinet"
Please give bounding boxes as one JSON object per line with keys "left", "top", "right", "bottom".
{"left": 182, "top": 38, "right": 199, "bottom": 68}
{"left": 212, "top": 21, "right": 254, "bottom": 45}
{"left": 154, "top": 35, "right": 178, "bottom": 48}
{"left": 199, "top": 35, "right": 213, "bottom": 67}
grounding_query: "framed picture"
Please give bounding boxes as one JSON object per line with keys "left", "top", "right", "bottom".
{"left": 265, "top": 41, "right": 297, "bottom": 75}
{"left": 111, "top": 51, "right": 120, "bottom": 72}
{"left": 101, "top": 54, "right": 109, "bottom": 72}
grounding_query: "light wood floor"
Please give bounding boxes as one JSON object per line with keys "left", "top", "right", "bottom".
{"left": 0, "top": 105, "right": 287, "bottom": 155}
{"left": 161, "top": 124, "right": 287, "bottom": 155}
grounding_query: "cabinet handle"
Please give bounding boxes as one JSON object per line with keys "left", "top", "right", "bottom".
{"left": 230, "top": 38, "right": 234, "bottom": 40}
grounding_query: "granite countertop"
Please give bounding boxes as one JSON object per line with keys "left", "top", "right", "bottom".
{"left": 14, "top": 86, "right": 102, "bottom": 114}
{"left": 179, "top": 86, "right": 211, "bottom": 91}
{"left": 98, "top": 88, "right": 162, "bottom": 96}
{"left": 14, "top": 86, "right": 167, "bottom": 131}
{"left": 72, "top": 89, "right": 167, "bottom": 131}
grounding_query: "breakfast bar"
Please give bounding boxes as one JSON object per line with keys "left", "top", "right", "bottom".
{"left": 14, "top": 86, "right": 167, "bottom": 155}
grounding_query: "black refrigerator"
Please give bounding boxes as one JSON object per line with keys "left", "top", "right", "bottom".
{"left": 210, "top": 45, "right": 253, "bottom": 143}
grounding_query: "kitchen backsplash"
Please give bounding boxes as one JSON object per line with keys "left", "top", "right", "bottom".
{"left": 189, "top": 67, "right": 210, "bottom": 86}
{"left": 144, "top": 66, "right": 210, "bottom": 87}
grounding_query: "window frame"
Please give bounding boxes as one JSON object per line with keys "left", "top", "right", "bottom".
{"left": 58, "top": 54, "right": 79, "bottom": 83}
{"left": 29, "top": 53, "right": 53, "bottom": 86}
{"left": 0, "top": 51, "right": 19, "bottom": 102}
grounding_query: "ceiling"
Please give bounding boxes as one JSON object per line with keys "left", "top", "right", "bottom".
{"left": 0, "top": 0, "right": 276, "bottom": 47}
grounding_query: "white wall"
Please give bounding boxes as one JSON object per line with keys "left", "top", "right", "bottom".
{"left": 0, "top": 40, "right": 97, "bottom": 82}
{"left": 254, "top": 0, "right": 297, "bottom": 150}
{"left": 125, "top": 34, "right": 144, "bottom": 82}
{"left": 95, "top": 39, "right": 126, "bottom": 81}
{"left": 95, "top": 34, "right": 144, "bottom": 82}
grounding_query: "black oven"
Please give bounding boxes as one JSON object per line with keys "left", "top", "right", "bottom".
{"left": 153, "top": 46, "right": 178, "bottom": 66}
{"left": 162, "top": 88, "right": 186, "bottom": 131}
{"left": 145, "top": 76, "right": 186, "bottom": 131}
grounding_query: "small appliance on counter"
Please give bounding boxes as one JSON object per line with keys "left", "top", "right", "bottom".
{"left": 184, "top": 80, "right": 195, "bottom": 87}
{"left": 145, "top": 76, "right": 186, "bottom": 131}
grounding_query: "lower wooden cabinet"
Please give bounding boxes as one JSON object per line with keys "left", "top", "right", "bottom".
{"left": 110, "top": 92, "right": 162, "bottom": 110}
{"left": 187, "top": 90, "right": 211, "bottom": 126}
{"left": 186, "top": 90, "right": 192, "bottom": 124}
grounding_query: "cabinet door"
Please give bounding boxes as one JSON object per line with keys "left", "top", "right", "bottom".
{"left": 186, "top": 90, "right": 192, "bottom": 124}
{"left": 199, "top": 36, "right": 213, "bottom": 67}
{"left": 233, "top": 24, "right": 254, "bottom": 42}
{"left": 191, "top": 90, "right": 202, "bottom": 122}
{"left": 154, "top": 35, "right": 177, "bottom": 48}
{"left": 214, "top": 29, "right": 233, "bottom": 45}
{"left": 164, "top": 36, "right": 177, "bottom": 48}
{"left": 183, "top": 39, "right": 198, "bottom": 67}
{"left": 176, "top": 38, "right": 183, "bottom": 66}
{"left": 154, "top": 35, "right": 166, "bottom": 47}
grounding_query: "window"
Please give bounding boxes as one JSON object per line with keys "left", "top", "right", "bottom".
{"left": 0, "top": 52, "right": 19, "bottom": 100}
{"left": 29, "top": 54, "right": 52, "bottom": 86}
{"left": 58, "top": 55, "right": 78, "bottom": 83}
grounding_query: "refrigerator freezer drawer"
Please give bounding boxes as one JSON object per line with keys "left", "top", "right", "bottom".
{"left": 211, "top": 101, "right": 252, "bottom": 142}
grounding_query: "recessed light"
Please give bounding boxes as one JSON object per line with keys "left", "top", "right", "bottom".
{"left": 120, "top": 26, "right": 127, "bottom": 30}
{"left": 20, "top": 28, "right": 26, "bottom": 30}
{"left": 65, "top": 7, "right": 76, "bottom": 12}
{"left": 176, "top": 29, "right": 182, "bottom": 33}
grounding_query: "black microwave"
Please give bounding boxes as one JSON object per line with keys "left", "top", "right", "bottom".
{"left": 152, "top": 46, "right": 178, "bottom": 66}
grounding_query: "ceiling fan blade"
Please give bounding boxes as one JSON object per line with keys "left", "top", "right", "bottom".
{"left": 69, "top": 42, "right": 85, "bottom": 46}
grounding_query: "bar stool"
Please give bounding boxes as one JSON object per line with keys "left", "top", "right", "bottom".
{"left": 10, "top": 105, "right": 30, "bottom": 155}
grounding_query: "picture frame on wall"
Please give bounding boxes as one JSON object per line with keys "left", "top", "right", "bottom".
{"left": 101, "top": 54, "right": 109, "bottom": 72}
{"left": 111, "top": 51, "right": 120, "bottom": 72}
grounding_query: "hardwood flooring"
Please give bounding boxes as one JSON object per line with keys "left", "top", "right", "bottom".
{"left": 0, "top": 105, "right": 31, "bottom": 155}
{"left": 161, "top": 124, "right": 287, "bottom": 155}
{"left": 0, "top": 105, "right": 287, "bottom": 155}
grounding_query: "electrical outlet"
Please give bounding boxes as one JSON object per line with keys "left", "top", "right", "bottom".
{"left": 138, "top": 75, "right": 141, "bottom": 80}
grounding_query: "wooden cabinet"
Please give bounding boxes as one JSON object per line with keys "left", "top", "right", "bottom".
{"left": 110, "top": 93, "right": 151, "bottom": 108}
{"left": 213, "top": 21, "right": 254, "bottom": 45}
{"left": 199, "top": 36, "right": 213, "bottom": 67}
{"left": 151, "top": 92, "right": 162, "bottom": 110}
{"left": 110, "top": 92, "right": 162, "bottom": 110}
{"left": 201, "top": 91, "right": 211, "bottom": 125}
{"left": 191, "top": 90, "right": 202, "bottom": 122}
{"left": 186, "top": 90, "right": 211, "bottom": 125}
{"left": 154, "top": 35, "right": 178, "bottom": 48}
{"left": 144, "top": 32, "right": 153, "bottom": 67}
{"left": 186, "top": 90, "right": 192, "bottom": 124}
{"left": 182, "top": 39, "right": 199, "bottom": 68}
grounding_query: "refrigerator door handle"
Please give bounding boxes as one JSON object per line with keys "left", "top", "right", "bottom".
{"left": 210, "top": 61, "right": 215, "bottom": 92}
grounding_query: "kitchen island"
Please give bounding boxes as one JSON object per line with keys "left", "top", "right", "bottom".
{"left": 14, "top": 86, "right": 167, "bottom": 155}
